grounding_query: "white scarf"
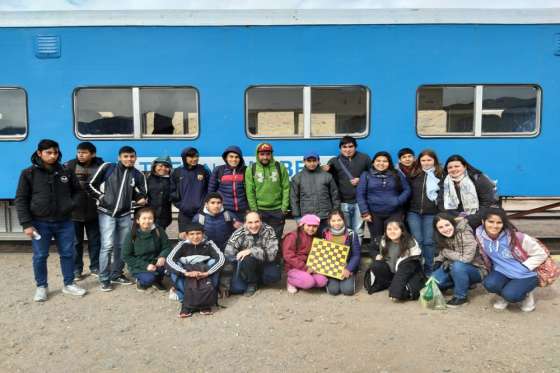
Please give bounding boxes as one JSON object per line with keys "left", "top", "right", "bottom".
{"left": 443, "top": 171, "right": 479, "bottom": 214}
{"left": 423, "top": 167, "right": 440, "bottom": 202}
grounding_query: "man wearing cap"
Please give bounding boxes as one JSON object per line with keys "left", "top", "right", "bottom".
{"left": 170, "top": 147, "right": 210, "bottom": 238}
{"left": 291, "top": 151, "right": 340, "bottom": 232}
{"left": 244, "top": 143, "right": 290, "bottom": 241}
{"left": 323, "top": 136, "right": 371, "bottom": 243}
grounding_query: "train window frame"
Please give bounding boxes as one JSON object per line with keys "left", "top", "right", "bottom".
{"left": 0, "top": 87, "right": 28, "bottom": 141}
{"left": 416, "top": 84, "right": 542, "bottom": 138}
{"left": 73, "top": 86, "right": 200, "bottom": 140}
{"left": 245, "top": 85, "right": 370, "bottom": 140}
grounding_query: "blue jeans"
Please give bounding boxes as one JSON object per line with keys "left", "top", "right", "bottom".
{"left": 483, "top": 270, "right": 538, "bottom": 303}
{"left": 31, "top": 220, "right": 76, "bottom": 287}
{"left": 341, "top": 202, "right": 363, "bottom": 243}
{"left": 135, "top": 267, "right": 165, "bottom": 287}
{"left": 98, "top": 213, "right": 131, "bottom": 282}
{"left": 407, "top": 212, "right": 435, "bottom": 275}
{"left": 432, "top": 261, "right": 482, "bottom": 299}
{"left": 73, "top": 219, "right": 101, "bottom": 273}
{"left": 230, "top": 260, "right": 282, "bottom": 294}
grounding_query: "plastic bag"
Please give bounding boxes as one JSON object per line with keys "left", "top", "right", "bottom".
{"left": 419, "top": 277, "right": 447, "bottom": 310}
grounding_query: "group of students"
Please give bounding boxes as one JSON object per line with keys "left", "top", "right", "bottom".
{"left": 14, "top": 136, "right": 551, "bottom": 317}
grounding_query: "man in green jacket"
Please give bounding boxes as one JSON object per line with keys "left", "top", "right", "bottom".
{"left": 245, "top": 143, "right": 290, "bottom": 242}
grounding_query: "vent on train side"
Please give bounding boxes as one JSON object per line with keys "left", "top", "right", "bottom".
{"left": 34, "top": 35, "right": 61, "bottom": 59}
{"left": 555, "top": 33, "right": 560, "bottom": 56}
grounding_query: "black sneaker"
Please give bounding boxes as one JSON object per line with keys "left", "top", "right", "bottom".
{"left": 111, "top": 275, "right": 133, "bottom": 285}
{"left": 244, "top": 283, "right": 257, "bottom": 297}
{"left": 74, "top": 271, "right": 83, "bottom": 281}
{"left": 152, "top": 281, "right": 166, "bottom": 292}
{"left": 136, "top": 282, "right": 150, "bottom": 292}
{"left": 447, "top": 297, "right": 468, "bottom": 308}
{"left": 99, "top": 281, "right": 113, "bottom": 292}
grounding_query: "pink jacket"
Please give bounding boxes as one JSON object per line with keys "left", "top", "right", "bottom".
{"left": 282, "top": 230, "right": 314, "bottom": 272}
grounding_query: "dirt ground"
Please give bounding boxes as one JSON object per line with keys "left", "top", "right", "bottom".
{"left": 0, "top": 251, "right": 559, "bottom": 373}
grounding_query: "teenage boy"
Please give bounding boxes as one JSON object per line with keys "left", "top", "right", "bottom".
{"left": 324, "top": 136, "right": 371, "bottom": 243}
{"left": 64, "top": 141, "right": 104, "bottom": 279}
{"left": 88, "top": 146, "right": 147, "bottom": 291}
{"left": 291, "top": 151, "right": 340, "bottom": 232}
{"left": 170, "top": 147, "right": 210, "bottom": 238}
{"left": 397, "top": 147, "right": 416, "bottom": 177}
{"left": 147, "top": 156, "right": 173, "bottom": 230}
{"left": 15, "top": 139, "right": 87, "bottom": 301}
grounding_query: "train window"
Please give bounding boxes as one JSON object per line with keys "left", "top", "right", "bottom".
{"left": 139, "top": 87, "right": 199, "bottom": 137}
{"left": 417, "top": 85, "right": 540, "bottom": 137}
{"left": 0, "top": 88, "right": 27, "bottom": 140}
{"left": 310, "top": 87, "right": 368, "bottom": 137}
{"left": 247, "top": 87, "right": 304, "bottom": 138}
{"left": 75, "top": 88, "right": 134, "bottom": 137}
{"left": 246, "top": 85, "right": 369, "bottom": 139}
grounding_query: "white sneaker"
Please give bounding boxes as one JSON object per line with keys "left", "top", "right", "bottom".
{"left": 287, "top": 283, "right": 298, "bottom": 294}
{"left": 168, "top": 289, "right": 179, "bottom": 301}
{"left": 62, "top": 283, "right": 87, "bottom": 297}
{"left": 520, "top": 291, "right": 536, "bottom": 312}
{"left": 493, "top": 296, "right": 509, "bottom": 310}
{"left": 33, "top": 287, "right": 48, "bottom": 302}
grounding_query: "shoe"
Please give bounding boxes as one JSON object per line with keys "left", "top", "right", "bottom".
{"left": 520, "top": 291, "right": 536, "bottom": 312}
{"left": 99, "top": 281, "right": 113, "bottom": 292}
{"left": 152, "top": 281, "right": 166, "bottom": 292}
{"left": 244, "top": 283, "right": 257, "bottom": 297}
{"left": 90, "top": 268, "right": 99, "bottom": 277}
{"left": 200, "top": 308, "right": 213, "bottom": 315}
{"left": 62, "top": 283, "right": 87, "bottom": 297}
{"left": 74, "top": 271, "right": 83, "bottom": 281}
{"left": 111, "top": 275, "right": 133, "bottom": 285}
{"left": 493, "top": 296, "right": 509, "bottom": 310}
{"left": 286, "top": 283, "right": 298, "bottom": 294}
{"left": 136, "top": 282, "right": 150, "bottom": 292}
{"left": 447, "top": 297, "right": 468, "bottom": 308}
{"left": 168, "top": 288, "right": 179, "bottom": 301}
{"left": 178, "top": 311, "right": 193, "bottom": 318}
{"left": 33, "top": 286, "right": 48, "bottom": 302}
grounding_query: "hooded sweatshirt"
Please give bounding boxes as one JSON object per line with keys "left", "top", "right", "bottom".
{"left": 147, "top": 156, "right": 173, "bottom": 228}
{"left": 170, "top": 147, "right": 210, "bottom": 216}
{"left": 244, "top": 143, "right": 290, "bottom": 212}
{"left": 64, "top": 156, "right": 104, "bottom": 222}
{"left": 193, "top": 206, "right": 238, "bottom": 250}
{"left": 208, "top": 145, "right": 248, "bottom": 213}
{"left": 16, "top": 152, "right": 81, "bottom": 228}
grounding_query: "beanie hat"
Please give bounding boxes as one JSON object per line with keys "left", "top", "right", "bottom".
{"left": 298, "top": 214, "right": 321, "bottom": 227}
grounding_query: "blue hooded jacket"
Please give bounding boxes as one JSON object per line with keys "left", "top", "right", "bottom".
{"left": 356, "top": 169, "right": 411, "bottom": 216}
{"left": 193, "top": 207, "right": 238, "bottom": 250}
{"left": 170, "top": 147, "right": 210, "bottom": 216}
{"left": 208, "top": 145, "right": 248, "bottom": 213}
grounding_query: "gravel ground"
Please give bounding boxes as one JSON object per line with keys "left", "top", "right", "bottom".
{"left": 0, "top": 251, "right": 559, "bottom": 373}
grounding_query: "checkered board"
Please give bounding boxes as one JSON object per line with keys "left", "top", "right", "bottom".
{"left": 306, "top": 238, "right": 350, "bottom": 280}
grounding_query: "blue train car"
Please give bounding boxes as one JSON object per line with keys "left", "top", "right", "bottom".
{"left": 0, "top": 5, "right": 559, "bottom": 231}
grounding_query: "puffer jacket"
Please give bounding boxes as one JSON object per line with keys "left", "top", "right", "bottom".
{"left": 208, "top": 145, "right": 248, "bottom": 213}
{"left": 88, "top": 161, "right": 148, "bottom": 218}
{"left": 193, "top": 207, "right": 238, "bottom": 250}
{"left": 64, "top": 156, "right": 104, "bottom": 222}
{"left": 282, "top": 229, "right": 315, "bottom": 272}
{"left": 290, "top": 167, "right": 340, "bottom": 219}
{"left": 147, "top": 156, "right": 172, "bottom": 228}
{"left": 356, "top": 169, "right": 411, "bottom": 216}
{"left": 15, "top": 152, "right": 81, "bottom": 229}
{"left": 434, "top": 218, "right": 486, "bottom": 275}
{"left": 170, "top": 147, "right": 210, "bottom": 216}
{"left": 408, "top": 171, "right": 440, "bottom": 215}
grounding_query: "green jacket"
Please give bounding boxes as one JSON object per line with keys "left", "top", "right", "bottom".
{"left": 122, "top": 226, "right": 172, "bottom": 276}
{"left": 244, "top": 144, "right": 290, "bottom": 212}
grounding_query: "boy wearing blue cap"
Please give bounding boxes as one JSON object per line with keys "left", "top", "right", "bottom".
{"left": 290, "top": 152, "right": 340, "bottom": 232}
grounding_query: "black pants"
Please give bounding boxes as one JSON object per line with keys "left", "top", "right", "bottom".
{"left": 73, "top": 219, "right": 101, "bottom": 273}
{"left": 370, "top": 259, "right": 424, "bottom": 300}
{"left": 178, "top": 212, "right": 195, "bottom": 233}
{"left": 259, "top": 209, "right": 285, "bottom": 241}
{"left": 366, "top": 212, "right": 404, "bottom": 257}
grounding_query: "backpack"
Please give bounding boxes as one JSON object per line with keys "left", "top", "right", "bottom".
{"left": 181, "top": 276, "right": 217, "bottom": 311}
{"left": 251, "top": 161, "right": 283, "bottom": 184}
{"left": 511, "top": 232, "right": 560, "bottom": 287}
{"left": 196, "top": 211, "right": 233, "bottom": 225}
{"left": 363, "top": 267, "right": 377, "bottom": 294}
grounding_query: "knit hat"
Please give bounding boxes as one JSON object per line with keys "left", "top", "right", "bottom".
{"left": 303, "top": 151, "right": 320, "bottom": 161}
{"left": 257, "top": 143, "right": 273, "bottom": 153}
{"left": 204, "top": 192, "right": 223, "bottom": 204}
{"left": 152, "top": 155, "right": 172, "bottom": 168}
{"left": 397, "top": 147, "right": 414, "bottom": 159}
{"left": 298, "top": 214, "right": 321, "bottom": 227}
{"left": 184, "top": 223, "right": 204, "bottom": 233}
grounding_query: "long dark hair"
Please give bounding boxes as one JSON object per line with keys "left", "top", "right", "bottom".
{"left": 295, "top": 222, "right": 320, "bottom": 253}
{"left": 327, "top": 208, "right": 346, "bottom": 229}
{"left": 371, "top": 151, "right": 402, "bottom": 192}
{"left": 443, "top": 154, "right": 482, "bottom": 177}
{"left": 381, "top": 219, "right": 415, "bottom": 257}
{"left": 482, "top": 207, "right": 518, "bottom": 245}
{"left": 433, "top": 213, "right": 461, "bottom": 251}
{"left": 131, "top": 207, "right": 156, "bottom": 241}
{"left": 409, "top": 149, "right": 443, "bottom": 178}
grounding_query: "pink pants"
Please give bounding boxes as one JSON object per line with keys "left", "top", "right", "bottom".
{"left": 287, "top": 269, "right": 328, "bottom": 289}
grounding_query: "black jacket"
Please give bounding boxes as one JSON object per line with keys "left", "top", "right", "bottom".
{"left": 147, "top": 173, "right": 172, "bottom": 229}
{"left": 407, "top": 172, "right": 440, "bottom": 215}
{"left": 15, "top": 153, "right": 81, "bottom": 229}
{"left": 290, "top": 167, "right": 340, "bottom": 219}
{"left": 64, "top": 157, "right": 104, "bottom": 222}
{"left": 88, "top": 162, "right": 148, "bottom": 218}
{"left": 327, "top": 152, "right": 371, "bottom": 203}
